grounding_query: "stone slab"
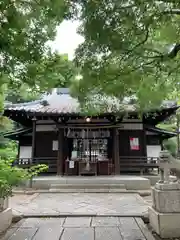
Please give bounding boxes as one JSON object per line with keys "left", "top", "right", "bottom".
{"left": 119, "top": 217, "right": 146, "bottom": 240}
{"left": 15, "top": 217, "right": 65, "bottom": 228}
{"left": 92, "top": 217, "right": 119, "bottom": 226}
{"left": 10, "top": 193, "right": 148, "bottom": 217}
{"left": 0, "top": 216, "right": 156, "bottom": 240}
{"left": 135, "top": 217, "right": 155, "bottom": 240}
{"left": 61, "top": 228, "right": 94, "bottom": 240}
{"left": 63, "top": 217, "right": 91, "bottom": 227}
{"left": 0, "top": 208, "right": 12, "bottom": 234}
{"left": 95, "top": 227, "right": 122, "bottom": 240}
{"left": 8, "top": 228, "right": 38, "bottom": 240}
{"left": 152, "top": 187, "right": 180, "bottom": 213}
{"left": 33, "top": 225, "right": 63, "bottom": 240}
{"left": 149, "top": 206, "right": 180, "bottom": 238}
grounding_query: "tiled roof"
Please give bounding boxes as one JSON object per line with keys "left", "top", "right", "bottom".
{"left": 4, "top": 88, "right": 137, "bottom": 114}
{"left": 4, "top": 89, "right": 79, "bottom": 114}
{"left": 4, "top": 88, "right": 178, "bottom": 115}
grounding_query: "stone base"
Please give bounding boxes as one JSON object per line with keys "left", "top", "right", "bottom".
{"left": 155, "top": 182, "right": 180, "bottom": 190}
{"left": 0, "top": 208, "right": 12, "bottom": 234}
{"left": 149, "top": 206, "right": 180, "bottom": 238}
{"left": 152, "top": 185, "right": 180, "bottom": 212}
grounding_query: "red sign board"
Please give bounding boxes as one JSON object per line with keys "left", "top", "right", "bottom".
{"left": 130, "top": 137, "right": 139, "bottom": 150}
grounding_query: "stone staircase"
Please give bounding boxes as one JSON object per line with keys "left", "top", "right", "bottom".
{"left": 32, "top": 176, "right": 150, "bottom": 192}
{"left": 49, "top": 183, "right": 127, "bottom": 193}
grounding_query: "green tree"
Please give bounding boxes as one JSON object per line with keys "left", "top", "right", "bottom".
{"left": 5, "top": 53, "right": 76, "bottom": 104}
{"left": 25, "top": 52, "right": 77, "bottom": 91}
{"left": 69, "top": 1, "right": 180, "bottom": 109}
{"left": 0, "top": 0, "right": 70, "bottom": 111}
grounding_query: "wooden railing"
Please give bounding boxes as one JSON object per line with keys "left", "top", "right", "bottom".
{"left": 64, "top": 159, "right": 115, "bottom": 176}
{"left": 14, "top": 157, "right": 57, "bottom": 173}
{"left": 119, "top": 156, "right": 159, "bottom": 174}
{"left": 13, "top": 156, "right": 159, "bottom": 175}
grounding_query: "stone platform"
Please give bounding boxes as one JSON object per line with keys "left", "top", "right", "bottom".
{"left": 30, "top": 176, "right": 150, "bottom": 192}
{"left": 9, "top": 193, "right": 148, "bottom": 217}
{"left": 0, "top": 217, "right": 155, "bottom": 240}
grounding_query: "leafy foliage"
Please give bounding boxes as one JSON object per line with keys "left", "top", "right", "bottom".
{"left": 0, "top": 141, "right": 17, "bottom": 161}
{"left": 0, "top": 159, "right": 48, "bottom": 199}
{"left": 0, "top": 0, "right": 71, "bottom": 111}
{"left": 69, "top": 1, "right": 180, "bottom": 109}
{"left": 0, "top": 116, "right": 14, "bottom": 149}
{"left": 25, "top": 52, "right": 77, "bottom": 90}
{"left": 5, "top": 84, "right": 40, "bottom": 104}
{"left": 163, "top": 137, "right": 177, "bottom": 157}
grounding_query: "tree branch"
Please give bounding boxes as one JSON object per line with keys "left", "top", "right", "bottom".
{"left": 131, "top": 27, "right": 149, "bottom": 51}
{"left": 163, "top": 9, "right": 180, "bottom": 15}
{"left": 143, "top": 44, "right": 180, "bottom": 60}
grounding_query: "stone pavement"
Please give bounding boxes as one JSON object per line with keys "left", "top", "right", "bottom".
{"left": 9, "top": 193, "right": 148, "bottom": 216}
{"left": 0, "top": 217, "right": 155, "bottom": 240}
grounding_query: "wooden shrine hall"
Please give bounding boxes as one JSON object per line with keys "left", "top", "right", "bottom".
{"left": 3, "top": 88, "right": 178, "bottom": 176}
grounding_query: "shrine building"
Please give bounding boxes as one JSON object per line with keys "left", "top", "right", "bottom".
{"left": 3, "top": 88, "right": 178, "bottom": 176}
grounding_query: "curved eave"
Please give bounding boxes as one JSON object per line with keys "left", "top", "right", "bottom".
{"left": 143, "top": 106, "right": 179, "bottom": 126}
{"left": 146, "top": 126, "right": 177, "bottom": 139}
{"left": 3, "top": 128, "right": 32, "bottom": 140}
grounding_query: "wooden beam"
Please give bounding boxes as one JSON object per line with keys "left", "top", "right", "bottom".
{"left": 113, "top": 128, "right": 120, "bottom": 174}
{"left": 143, "top": 124, "right": 147, "bottom": 157}
{"left": 57, "top": 129, "right": 64, "bottom": 175}
{"left": 31, "top": 117, "right": 37, "bottom": 162}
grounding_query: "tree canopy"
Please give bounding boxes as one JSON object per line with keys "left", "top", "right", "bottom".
{"left": 1, "top": 0, "right": 180, "bottom": 112}
{"left": 69, "top": 0, "right": 180, "bottom": 109}
{"left": 0, "top": 0, "right": 70, "bottom": 111}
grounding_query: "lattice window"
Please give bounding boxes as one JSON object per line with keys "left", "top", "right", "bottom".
{"left": 72, "top": 138, "right": 108, "bottom": 162}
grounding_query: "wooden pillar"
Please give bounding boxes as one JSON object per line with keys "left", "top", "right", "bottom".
{"left": 113, "top": 128, "right": 120, "bottom": 174}
{"left": 31, "top": 117, "right": 37, "bottom": 163}
{"left": 143, "top": 124, "right": 147, "bottom": 156}
{"left": 177, "top": 114, "right": 180, "bottom": 156}
{"left": 57, "top": 129, "right": 64, "bottom": 175}
{"left": 30, "top": 117, "right": 36, "bottom": 188}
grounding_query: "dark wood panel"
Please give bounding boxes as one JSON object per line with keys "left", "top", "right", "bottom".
{"left": 119, "top": 130, "right": 146, "bottom": 157}
{"left": 97, "top": 161, "right": 109, "bottom": 175}
{"left": 64, "top": 161, "right": 78, "bottom": 175}
{"left": 19, "top": 136, "right": 32, "bottom": 146}
{"left": 35, "top": 131, "right": 58, "bottom": 157}
{"left": 146, "top": 135, "right": 160, "bottom": 145}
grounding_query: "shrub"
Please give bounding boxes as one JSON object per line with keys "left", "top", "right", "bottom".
{"left": 0, "top": 159, "right": 48, "bottom": 199}
{"left": 163, "top": 137, "right": 177, "bottom": 157}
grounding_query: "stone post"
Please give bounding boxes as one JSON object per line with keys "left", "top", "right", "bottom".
{"left": 149, "top": 150, "right": 180, "bottom": 238}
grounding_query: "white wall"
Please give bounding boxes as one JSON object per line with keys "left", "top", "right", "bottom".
{"left": 36, "top": 125, "right": 57, "bottom": 131}
{"left": 19, "top": 146, "right": 32, "bottom": 158}
{"left": 146, "top": 145, "right": 161, "bottom": 158}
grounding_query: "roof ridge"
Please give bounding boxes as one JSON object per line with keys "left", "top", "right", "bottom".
{"left": 4, "top": 99, "right": 43, "bottom": 108}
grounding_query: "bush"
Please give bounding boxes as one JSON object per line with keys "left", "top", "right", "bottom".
{"left": 0, "top": 159, "right": 48, "bottom": 199}
{"left": 163, "top": 137, "right": 177, "bottom": 157}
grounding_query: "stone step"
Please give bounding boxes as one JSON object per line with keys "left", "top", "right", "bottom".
{"left": 31, "top": 176, "right": 150, "bottom": 190}
{"left": 49, "top": 188, "right": 127, "bottom": 193}
{"left": 50, "top": 183, "right": 126, "bottom": 189}
{"left": 49, "top": 183, "right": 127, "bottom": 193}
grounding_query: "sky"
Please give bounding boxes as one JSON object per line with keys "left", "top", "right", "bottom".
{"left": 50, "top": 20, "right": 84, "bottom": 60}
